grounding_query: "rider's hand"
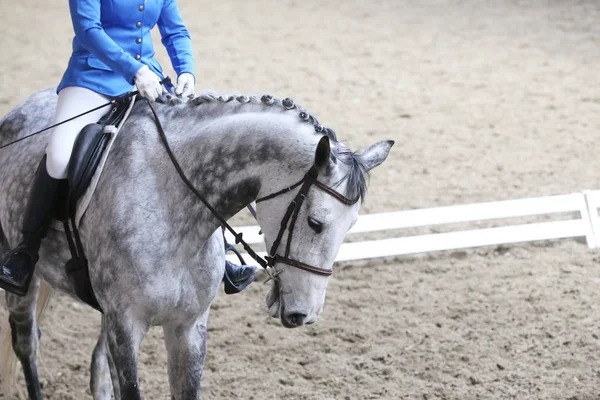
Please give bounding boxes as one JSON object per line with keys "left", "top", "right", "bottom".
{"left": 175, "top": 73, "right": 195, "bottom": 98}
{"left": 135, "top": 65, "right": 163, "bottom": 101}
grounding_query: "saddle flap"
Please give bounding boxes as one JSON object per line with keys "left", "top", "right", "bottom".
{"left": 67, "top": 123, "right": 112, "bottom": 204}
{"left": 66, "top": 96, "right": 132, "bottom": 210}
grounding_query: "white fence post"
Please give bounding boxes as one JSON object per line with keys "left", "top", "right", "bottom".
{"left": 583, "top": 190, "right": 600, "bottom": 249}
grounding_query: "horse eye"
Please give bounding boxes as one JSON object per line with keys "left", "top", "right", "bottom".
{"left": 308, "top": 217, "right": 323, "bottom": 234}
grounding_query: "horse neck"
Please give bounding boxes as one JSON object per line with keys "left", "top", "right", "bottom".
{"left": 170, "top": 111, "right": 320, "bottom": 224}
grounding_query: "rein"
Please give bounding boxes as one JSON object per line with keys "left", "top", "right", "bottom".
{"left": 146, "top": 98, "right": 359, "bottom": 278}
{"left": 146, "top": 100, "right": 270, "bottom": 270}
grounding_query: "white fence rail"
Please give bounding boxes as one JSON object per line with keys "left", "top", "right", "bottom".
{"left": 226, "top": 191, "right": 600, "bottom": 265}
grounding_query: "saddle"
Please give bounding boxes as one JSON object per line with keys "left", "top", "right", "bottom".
{"left": 60, "top": 96, "right": 134, "bottom": 312}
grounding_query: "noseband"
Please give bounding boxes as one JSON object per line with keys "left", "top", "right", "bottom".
{"left": 256, "top": 165, "right": 358, "bottom": 277}
{"left": 147, "top": 100, "right": 358, "bottom": 279}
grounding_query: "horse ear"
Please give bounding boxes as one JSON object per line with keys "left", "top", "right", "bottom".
{"left": 361, "top": 140, "right": 394, "bottom": 171}
{"left": 314, "top": 136, "right": 331, "bottom": 169}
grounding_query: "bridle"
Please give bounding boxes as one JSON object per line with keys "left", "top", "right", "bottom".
{"left": 256, "top": 165, "right": 359, "bottom": 277}
{"left": 146, "top": 100, "right": 359, "bottom": 279}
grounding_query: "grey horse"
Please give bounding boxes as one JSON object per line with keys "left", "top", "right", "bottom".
{"left": 0, "top": 88, "right": 394, "bottom": 399}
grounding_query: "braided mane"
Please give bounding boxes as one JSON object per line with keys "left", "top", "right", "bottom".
{"left": 162, "top": 91, "right": 337, "bottom": 142}
{"left": 161, "top": 91, "right": 370, "bottom": 202}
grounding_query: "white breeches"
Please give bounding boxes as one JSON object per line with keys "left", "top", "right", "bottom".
{"left": 46, "top": 86, "right": 111, "bottom": 179}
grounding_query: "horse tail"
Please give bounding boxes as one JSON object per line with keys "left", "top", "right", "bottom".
{"left": 1, "top": 281, "right": 54, "bottom": 397}
{"left": 0, "top": 221, "right": 14, "bottom": 397}
{"left": 0, "top": 221, "right": 7, "bottom": 250}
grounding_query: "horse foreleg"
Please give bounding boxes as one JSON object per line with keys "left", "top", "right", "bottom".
{"left": 163, "top": 310, "right": 209, "bottom": 400}
{"left": 90, "top": 316, "right": 120, "bottom": 400}
{"left": 104, "top": 311, "right": 148, "bottom": 400}
{"left": 105, "top": 335, "right": 121, "bottom": 399}
{"left": 5, "top": 276, "right": 43, "bottom": 400}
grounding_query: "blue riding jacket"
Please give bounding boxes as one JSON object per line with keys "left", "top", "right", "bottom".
{"left": 57, "top": 0, "right": 195, "bottom": 97}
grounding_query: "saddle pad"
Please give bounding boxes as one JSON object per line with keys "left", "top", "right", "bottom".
{"left": 51, "top": 96, "right": 137, "bottom": 231}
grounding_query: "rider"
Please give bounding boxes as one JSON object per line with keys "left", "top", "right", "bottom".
{"left": 0, "top": 0, "right": 256, "bottom": 297}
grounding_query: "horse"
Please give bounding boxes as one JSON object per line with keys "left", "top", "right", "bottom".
{"left": 0, "top": 88, "right": 393, "bottom": 399}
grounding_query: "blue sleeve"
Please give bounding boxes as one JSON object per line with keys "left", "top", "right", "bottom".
{"left": 69, "top": 0, "right": 144, "bottom": 83}
{"left": 157, "top": 0, "right": 195, "bottom": 79}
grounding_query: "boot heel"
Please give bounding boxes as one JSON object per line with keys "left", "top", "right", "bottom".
{"left": 224, "top": 272, "right": 256, "bottom": 295}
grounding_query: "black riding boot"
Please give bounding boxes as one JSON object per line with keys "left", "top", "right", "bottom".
{"left": 0, "top": 156, "right": 61, "bottom": 296}
{"left": 223, "top": 261, "right": 257, "bottom": 294}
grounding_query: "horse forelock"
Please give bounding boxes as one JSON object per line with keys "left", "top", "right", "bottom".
{"left": 331, "top": 144, "right": 370, "bottom": 203}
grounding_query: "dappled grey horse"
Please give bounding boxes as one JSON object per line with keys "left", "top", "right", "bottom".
{"left": 0, "top": 88, "right": 393, "bottom": 399}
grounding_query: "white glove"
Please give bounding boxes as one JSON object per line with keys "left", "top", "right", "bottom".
{"left": 134, "top": 65, "right": 163, "bottom": 101}
{"left": 175, "top": 73, "right": 195, "bottom": 98}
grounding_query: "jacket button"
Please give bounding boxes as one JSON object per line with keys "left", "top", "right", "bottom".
{"left": 136, "top": 22, "right": 142, "bottom": 28}
{"left": 139, "top": 5, "right": 144, "bottom": 11}
{"left": 136, "top": 38, "right": 142, "bottom": 44}
{"left": 135, "top": 54, "right": 141, "bottom": 60}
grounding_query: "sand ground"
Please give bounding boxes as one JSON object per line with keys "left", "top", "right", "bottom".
{"left": 1, "top": 0, "right": 600, "bottom": 399}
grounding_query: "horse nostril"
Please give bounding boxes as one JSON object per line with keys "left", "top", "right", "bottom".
{"left": 287, "top": 313, "right": 307, "bottom": 327}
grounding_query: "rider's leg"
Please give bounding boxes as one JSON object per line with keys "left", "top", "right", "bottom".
{"left": 0, "top": 86, "right": 111, "bottom": 296}
{"left": 45, "top": 87, "right": 112, "bottom": 180}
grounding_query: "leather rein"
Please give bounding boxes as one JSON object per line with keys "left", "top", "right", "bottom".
{"left": 146, "top": 99, "right": 359, "bottom": 278}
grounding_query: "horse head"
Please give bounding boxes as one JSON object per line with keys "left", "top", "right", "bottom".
{"left": 256, "top": 135, "right": 393, "bottom": 328}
